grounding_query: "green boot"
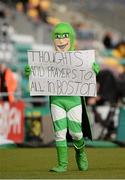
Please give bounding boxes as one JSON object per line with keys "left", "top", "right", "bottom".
{"left": 74, "top": 139, "right": 88, "bottom": 171}
{"left": 50, "top": 146, "right": 68, "bottom": 173}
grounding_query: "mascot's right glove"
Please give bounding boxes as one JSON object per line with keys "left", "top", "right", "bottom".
{"left": 92, "top": 62, "right": 100, "bottom": 75}
{"left": 25, "top": 64, "right": 31, "bottom": 77}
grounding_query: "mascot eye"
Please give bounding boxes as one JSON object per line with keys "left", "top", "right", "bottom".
{"left": 63, "top": 33, "right": 69, "bottom": 38}
{"left": 55, "top": 34, "right": 61, "bottom": 39}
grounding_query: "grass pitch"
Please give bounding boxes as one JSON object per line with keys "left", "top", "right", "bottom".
{"left": 0, "top": 147, "right": 125, "bottom": 179}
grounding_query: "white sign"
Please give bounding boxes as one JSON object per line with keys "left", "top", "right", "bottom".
{"left": 28, "top": 50, "right": 96, "bottom": 96}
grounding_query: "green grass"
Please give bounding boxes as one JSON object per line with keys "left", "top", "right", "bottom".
{"left": 0, "top": 147, "right": 125, "bottom": 179}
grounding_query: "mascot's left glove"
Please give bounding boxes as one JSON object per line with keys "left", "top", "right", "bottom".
{"left": 92, "top": 62, "right": 100, "bottom": 75}
{"left": 25, "top": 64, "right": 31, "bottom": 77}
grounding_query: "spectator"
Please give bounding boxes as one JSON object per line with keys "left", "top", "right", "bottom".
{"left": 1, "top": 22, "right": 15, "bottom": 43}
{"left": 117, "top": 70, "right": 125, "bottom": 100}
{"left": 0, "top": 7, "right": 6, "bottom": 19}
{"left": 0, "top": 63, "right": 17, "bottom": 103}
{"left": 87, "top": 69, "right": 119, "bottom": 106}
{"left": 96, "top": 70, "right": 119, "bottom": 105}
{"left": 103, "top": 32, "right": 114, "bottom": 49}
{"left": 113, "top": 41, "right": 125, "bottom": 58}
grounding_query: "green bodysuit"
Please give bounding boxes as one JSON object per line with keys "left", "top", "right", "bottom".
{"left": 50, "top": 23, "right": 87, "bottom": 149}
{"left": 49, "top": 23, "right": 90, "bottom": 172}
{"left": 50, "top": 23, "right": 100, "bottom": 172}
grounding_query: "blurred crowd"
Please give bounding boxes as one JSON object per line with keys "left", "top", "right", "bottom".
{"left": 16, "top": 0, "right": 60, "bottom": 25}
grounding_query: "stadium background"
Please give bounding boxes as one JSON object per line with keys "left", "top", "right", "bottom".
{"left": 0, "top": 0, "right": 125, "bottom": 179}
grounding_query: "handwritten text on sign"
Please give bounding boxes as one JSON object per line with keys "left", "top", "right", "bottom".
{"left": 28, "top": 50, "right": 96, "bottom": 96}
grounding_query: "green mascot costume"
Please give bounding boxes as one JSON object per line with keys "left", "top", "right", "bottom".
{"left": 50, "top": 22, "right": 99, "bottom": 172}
{"left": 25, "top": 22, "right": 100, "bottom": 173}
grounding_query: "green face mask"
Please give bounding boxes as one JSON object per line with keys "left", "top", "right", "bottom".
{"left": 52, "top": 22, "right": 76, "bottom": 51}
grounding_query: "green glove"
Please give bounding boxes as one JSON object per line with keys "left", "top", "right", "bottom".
{"left": 92, "top": 62, "right": 100, "bottom": 75}
{"left": 25, "top": 64, "right": 31, "bottom": 77}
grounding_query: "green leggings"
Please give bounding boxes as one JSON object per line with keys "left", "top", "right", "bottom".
{"left": 50, "top": 96, "right": 84, "bottom": 147}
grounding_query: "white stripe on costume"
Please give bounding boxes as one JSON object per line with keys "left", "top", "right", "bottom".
{"left": 51, "top": 104, "right": 66, "bottom": 121}
{"left": 55, "top": 129, "right": 67, "bottom": 141}
{"left": 67, "top": 105, "right": 82, "bottom": 123}
{"left": 69, "top": 130, "right": 83, "bottom": 140}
